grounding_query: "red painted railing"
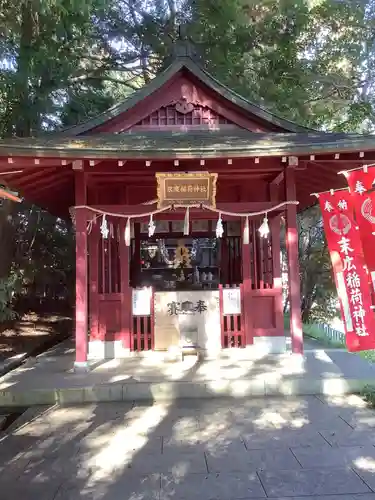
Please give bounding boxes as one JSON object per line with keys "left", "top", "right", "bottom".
{"left": 220, "top": 284, "right": 244, "bottom": 348}
{"left": 130, "top": 288, "right": 154, "bottom": 352}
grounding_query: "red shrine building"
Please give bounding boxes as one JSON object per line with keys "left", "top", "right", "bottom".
{"left": 0, "top": 52, "right": 374, "bottom": 368}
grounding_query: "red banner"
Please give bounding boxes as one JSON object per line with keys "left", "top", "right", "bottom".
{"left": 345, "top": 167, "right": 375, "bottom": 291}
{"left": 319, "top": 190, "right": 375, "bottom": 351}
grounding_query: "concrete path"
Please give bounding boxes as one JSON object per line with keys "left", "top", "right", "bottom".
{"left": 1, "top": 395, "right": 375, "bottom": 499}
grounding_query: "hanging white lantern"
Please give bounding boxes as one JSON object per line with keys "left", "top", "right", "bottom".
{"left": 183, "top": 207, "right": 190, "bottom": 235}
{"left": 148, "top": 214, "right": 156, "bottom": 237}
{"left": 216, "top": 213, "right": 224, "bottom": 238}
{"left": 124, "top": 218, "right": 131, "bottom": 246}
{"left": 243, "top": 216, "right": 250, "bottom": 244}
{"left": 258, "top": 214, "right": 270, "bottom": 238}
{"left": 100, "top": 214, "right": 109, "bottom": 239}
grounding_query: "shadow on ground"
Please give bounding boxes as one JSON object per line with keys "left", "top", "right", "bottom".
{"left": 1, "top": 357, "right": 375, "bottom": 499}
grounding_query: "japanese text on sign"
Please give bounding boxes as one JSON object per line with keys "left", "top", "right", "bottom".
{"left": 223, "top": 288, "right": 241, "bottom": 315}
{"left": 319, "top": 190, "right": 375, "bottom": 351}
{"left": 345, "top": 167, "right": 375, "bottom": 295}
{"left": 338, "top": 235, "right": 368, "bottom": 337}
{"left": 167, "top": 184, "right": 207, "bottom": 194}
{"left": 156, "top": 172, "right": 217, "bottom": 208}
{"left": 167, "top": 300, "right": 207, "bottom": 316}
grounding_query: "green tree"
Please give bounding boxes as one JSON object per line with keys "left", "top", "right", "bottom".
{"left": 298, "top": 207, "right": 337, "bottom": 323}
{"left": 1, "top": 0, "right": 375, "bottom": 320}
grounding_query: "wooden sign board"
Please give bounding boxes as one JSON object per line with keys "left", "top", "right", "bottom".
{"left": 156, "top": 172, "right": 217, "bottom": 208}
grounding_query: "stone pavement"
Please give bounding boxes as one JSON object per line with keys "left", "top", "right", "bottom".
{"left": 0, "top": 340, "right": 374, "bottom": 405}
{"left": 1, "top": 395, "right": 375, "bottom": 499}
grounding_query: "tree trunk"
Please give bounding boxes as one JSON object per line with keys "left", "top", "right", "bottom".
{"left": 0, "top": 200, "right": 16, "bottom": 280}
{"left": 0, "top": 1, "right": 34, "bottom": 285}
{"left": 14, "top": 0, "right": 34, "bottom": 137}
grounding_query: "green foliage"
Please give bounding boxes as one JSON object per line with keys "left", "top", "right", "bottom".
{"left": 359, "top": 350, "right": 375, "bottom": 364}
{"left": 282, "top": 206, "right": 337, "bottom": 323}
{"left": 297, "top": 206, "right": 338, "bottom": 323}
{"left": 286, "top": 313, "right": 375, "bottom": 365}
{"left": 186, "top": 0, "right": 375, "bottom": 130}
{"left": 0, "top": 276, "right": 20, "bottom": 321}
{"left": 2, "top": 0, "right": 375, "bottom": 133}
{"left": 361, "top": 384, "right": 375, "bottom": 407}
{"left": 11, "top": 204, "right": 75, "bottom": 305}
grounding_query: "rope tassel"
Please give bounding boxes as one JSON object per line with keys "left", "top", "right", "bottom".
{"left": 100, "top": 214, "right": 109, "bottom": 239}
{"left": 258, "top": 214, "right": 270, "bottom": 238}
{"left": 124, "top": 218, "right": 131, "bottom": 246}
{"left": 216, "top": 213, "right": 224, "bottom": 238}
{"left": 77, "top": 200, "right": 299, "bottom": 235}
{"left": 148, "top": 214, "right": 156, "bottom": 237}
{"left": 243, "top": 216, "right": 250, "bottom": 244}
{"left": 183, "top": 207, "right": 190, "bottom": 235}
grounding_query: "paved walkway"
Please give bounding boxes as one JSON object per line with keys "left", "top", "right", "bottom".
{"left": 1, "top": 395, "right": 375, "bottom": 499}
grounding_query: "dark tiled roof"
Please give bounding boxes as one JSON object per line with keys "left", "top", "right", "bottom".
{"left": 0, "top": 131, "right": 374, "bottom": 158}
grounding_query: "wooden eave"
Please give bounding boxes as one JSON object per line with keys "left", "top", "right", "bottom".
{"left": 0, "top": 131, "right": 374, "bottom": 159}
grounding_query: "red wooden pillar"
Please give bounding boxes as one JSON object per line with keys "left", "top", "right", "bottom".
{"left": 120, "top": 220, "right": 132, "bottom": 350}
{"left": 89, "top": 223, "right": 100, "bottom": 340}
{"left": 285, "top": 168, "right": 303, "bottom": 354}
{"left": 270, "top": 184, "right": 284, "bottom": 335}
{"left": 242, "top": 219, "right": 254, "bottom": 345}
{"left": 74, "top": 169, "right": 89, "bottom": 369}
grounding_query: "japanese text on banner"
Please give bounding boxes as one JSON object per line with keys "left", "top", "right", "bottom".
{"left": 319, "top": 190, "right": 375, "bottom": 352}
{"left": 345, "top": 167, "right": 375, "bottom": 293}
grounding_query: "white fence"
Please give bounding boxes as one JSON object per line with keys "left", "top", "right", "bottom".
{"left": 310, "top": 322, "right": 345, "bottom": 346}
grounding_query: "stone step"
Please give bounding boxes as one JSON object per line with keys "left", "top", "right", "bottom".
{"left": 0, "top": 375, "right": 370, "bottom": 407}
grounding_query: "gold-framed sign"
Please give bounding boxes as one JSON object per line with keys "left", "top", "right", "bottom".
{"left": 156, "top": 172, "right": 217, "bottom": 208}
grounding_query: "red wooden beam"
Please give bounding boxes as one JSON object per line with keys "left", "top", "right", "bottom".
{"left": 28, "top": 172, "right": 72, "bottom": 195}
{"left": 299, "top": 152, "right": 375, "bottom": 163}
{"left": 271, "top": 170, "right": 284, "bottom": 186}
{"left": 0, "top": 158, "right": 66, "bottom": 168}
{"left": 83, "top": 156, "right": 284, "bottom": 172}
{"left": 285, "top": 168, "right": 303, "bottom": 354}
{"left": 22, "top": 170, "right": 71, "bottom": 193}
{"left": 93, "top": 202, "right": 285, "bottom": 212}
{"left": 241, "top": 217, "right": 254, "bottom": 346}
{"left": 9, "top": 167, "right": 60, "bottom": 185}
{"left": 86, "top": 175, "right": 272, "bottom": 186}
{"left": 74, "top": 171, "right": 89, "bottom": 368}
{"left": 270, "top": 184, "right": 284, "bottom": 335}
{"left": 297, "top": 171, "right": 346, "bottom": 192}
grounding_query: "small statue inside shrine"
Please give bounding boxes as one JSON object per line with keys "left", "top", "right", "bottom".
{"left": 173, "top": 240, "right": 192, "bottom": 269}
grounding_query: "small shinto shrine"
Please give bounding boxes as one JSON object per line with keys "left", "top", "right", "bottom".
{"left": 0, "top": 51, "right": 374, "bottom": 369}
